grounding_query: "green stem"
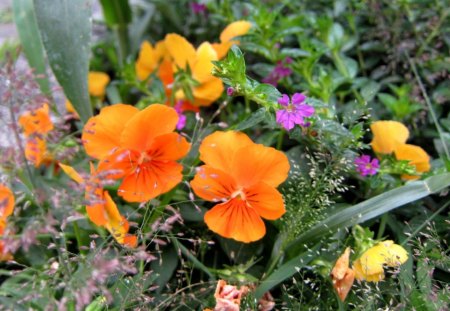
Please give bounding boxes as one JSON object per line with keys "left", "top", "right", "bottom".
{"left": 114, "top": 25, "right": 129, "bottom": 68}
{"left": 406, "top": 52, "right": 450, "bottom": 162}
{"left": 376, "top": 213, "right": 388, "bottom": 240}
{"left": 72, "top": 221, "right": 87, "bottom": 255}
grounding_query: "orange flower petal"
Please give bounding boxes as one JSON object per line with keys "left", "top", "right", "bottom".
{"left": 59, "top": 163, "right": 84, "bottom": 184}
{"left": 370, "top": 121, "right": 409, "bottom": 154}
{"left": 231, "top": 143, "right": 290, "bottom": 188}
{"left": 88, "top": 71, "right": 110, "bottom": 98}
{"left": 0, "top": 184, "right": 14, "bottom": 221}
{"left": 149, "top": 132, "right": 191, "bottom": 161}
{"left": 192, "top": 77, "right": 224, "bottom": 106}
{"left": 82, "top": 104, "right": 139, "bottom": 159}
{"left": 193, "top": 42, "right": 218, "bottom": 84}
{"left": 119, "top": 104, "right": 179, "bottom": 152}
{"left": 97, "top": 149, "right": 137, "bottom": 180}
{"left": 244, "top": 182, "right": 285, "bottom": 220}
{"left": 394, "top": 144, "right": 430, "bottom": 179}
{"left": 204, "top": 198, "right": 266, "bottom": 243}
{"left": 211, "top": 42, "right": 233, "bottom": 59}
{"left": 199, "top": 131, "right": 253, "bottom": 172}
{"left": 190, "top": 166, "right": 236, "bottom": 202}
{"left": 164, "top": 33, "right": 196, "bottom": 70}
{"left": 19, "top": 103, "right": 53, "bottom": 136}
{"left": 118, "top": 161, "right": 183, "bottom": 202}
{"left": 25, "top": 136, "right": 47, "bottom": 167}
{"left": 220, "top": 21, "right": 252, "bottom": 43}
{"left": 331, "top": 248, "right": 355, "bottom": 302}
{"left": 86, "top": 201, "right": 108, "bottom": 226}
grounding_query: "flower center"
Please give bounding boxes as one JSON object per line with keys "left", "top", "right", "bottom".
{"left": 230, "top": 188, "right": 246, "bottom": 201}
{"left": 137, "top": 152, "right": 152, "bottom": 165}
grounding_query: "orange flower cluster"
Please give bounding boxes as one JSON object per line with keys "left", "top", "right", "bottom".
{"left": 370, "top": 120, "right": 430, "bottom": 179}
{"left": 0, "top": 184, "right": 15, "bottom": 261}
{"left": 18, "top": 103, "right": 54, "bottom": 167}
{"left": 191, "top": 131, "right": 289, "bottom": 243}
{"left": 59, "top": 163, "right": 137, "bottom": 247}
{"left": 135, "top": 21, "right": 251, "bottom": 109}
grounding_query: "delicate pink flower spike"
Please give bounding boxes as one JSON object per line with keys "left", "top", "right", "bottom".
{"left": 275, "top": 93, "right": 314, "bottom": 131}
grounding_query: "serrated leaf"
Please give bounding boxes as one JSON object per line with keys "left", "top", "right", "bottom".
{"left": 12, "top": 0, "right": 50, "bottom": 95}
{"left": 253, "top": 83, "right": 282, "bottom": 104}
{"left": 34, "top": 0, "right": 93, "bottom": 123}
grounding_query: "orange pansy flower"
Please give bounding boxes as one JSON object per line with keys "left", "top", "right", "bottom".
{"left": 370, "top": 120, "right": 409, "bottom": 155}
{"left": 213, "top": 280, "right": 249, "bottom": 311}
{"left": 88, "top": 71, "right": 110, "bottom": 98}
{"left": 0, "top": 184, "right": 15, "bottom": 261}
{"left": 330, "top": 247, "right": 355, "bottom": 302}
{"left": 212, "top": 20, "right": 252, "bottom": 59}
{"left": 394, "top": 144, "right": 430, "bottom": 180}
{"left": 18, "top": 103, "right": 53, "bottom": 136}
{"left": 82, "top": 104, "right": 190, "bottom": 203}
{"left": 164, "top": 33, "right": 224, "bottom": 107}
{"left": 59, "top": 163, "right": 137, "bottom": 247}
{"left": 190, "top": 131, "right": 289, "bottom": 243}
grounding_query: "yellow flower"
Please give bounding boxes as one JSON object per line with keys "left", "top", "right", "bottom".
{"left": 394, "top": 144, "right": 431, "bottom": 180}
{"left": 212, "top": 20, "right": 252, "bottom": 59}
{"left": 370, "top": 121, "right": 409, "bottom": 155}
{"left": 135, "top": 40, "right": 168, "bottom": 81}
{"left": 88, "top": 71, "right": 110, "bottom": 98}
{"left": 330, "top": 247, "right": 355, "bottom": 301}
{"left": 164, "top": 33, "right": 224, "bottom": 107}
{"left": 353, "top": 240, "right": 408, "bottom": 282}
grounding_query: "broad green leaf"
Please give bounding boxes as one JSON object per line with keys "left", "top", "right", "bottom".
{"left": 33, "top": 0, "right": 93, "bottom": 123}
{"left": 151, "top": 245, "right": 179, "bottom": 294}
{"left": 12, "top": 0, "right": 50, "bottom": 95}
{"left": 361, "top": 81, "right": 380, "bottom": 102}
{"left": 256, "top": 173, "right": 450, "bottom": 297}
{"left": 253, "top": 84, "right": 282, "bottom": 105}
{"left": 100, "top": 0, "right": 131, "bottom": 27}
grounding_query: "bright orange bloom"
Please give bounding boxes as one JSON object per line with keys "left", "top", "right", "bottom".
{"left": 190, "top": 131, "right": 289, "bottom": 243}
{"left": 82, "top": 104, "right": 190, "bottom": 203}
{"left": 0, "top": 184, "right": 15, "bottom": 261}
{"left": 59, "top": 163, "right": 137, "bottom": 247}
{"left": 18, "top": 103, "right": 53, "bottom": 136}
{"left": 394, "top": 144, "right": 430, "bottom": 180}
{"left": 24, "top": 136, "right": 52, "bottom": 167}
{"left": 331, "top": 247, "right": 355, "bottom": 302}
{"left": 135, "top": 40, "right": 168, "bottom": 81}
{"left": 164, "top": 33, "right": 224, "bottom": 107}
{"left": 370, "top": 121, "right": 409, "bottom": 155}
{"left": 212, "top": 21, "right": 252, "bottom": 59}
{"left": 353, "top": 240, "right": 408, "bottom": 282}
{"left": 88, "top": 71, "right": 110, "bottom": 98}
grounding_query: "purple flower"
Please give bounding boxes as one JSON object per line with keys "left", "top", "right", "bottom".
{"left": 174, "top": 101, "right": 187, "bottom": 130}
{"left": 227, "top": 87, "right": 235, "bottom": 96}
{"left": 263, "top": 58, "right": 293, "bottom": 86}
{"left": 354, "top": 155, "right": 380, "bottom": 176}
{"left": 276, "top": 93, "right": 314, "bottom": 130}
{"left": 190, "top": 2, "right": 207, "bottom": 14}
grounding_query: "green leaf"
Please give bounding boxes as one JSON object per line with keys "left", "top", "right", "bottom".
{"left": 235, "top": 108, "right": 269, "bottom": 131}
{"left": 341, "top": 55, "right": 358, "bottom": 79}
{"left": 151, "top": 245, "right": 179, "bottom": 294}
{"left": 252, "top": 84, "right": 282, "bottom": 105}
{"left": 100, "top": 0, "right": 131, "bottom": 27}
{"left": 12, "top": 0, "right": 50, "bottom": 95}
{"left": 361, "top": 81, "right": 380, "bottom": 102}
{"left": 327, "top": 22, "right": 344, "bottom": 50}
{"left": 257, "top": 173, "right": 450, "bottom": 297}
{"left": 33, "top": 0, "right": 93, "bottom": 123}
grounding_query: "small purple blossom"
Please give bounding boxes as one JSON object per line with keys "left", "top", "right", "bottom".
{"left": 190, "top": 2, "right": 207, "bottom": 14}
{"left": 263, "top": 58, "right": 293, "bottom": 86}
{"left": 354, "top": 155, "right": 380, "bottom": 176}
{"left": 227, "top": 87, "right": 235, "bottom": 96}
{"left": 276, "top": 93, "right": 314, "bottom": 131}
{"left": 174, "top": 101, "right": 187, "bottom": 130}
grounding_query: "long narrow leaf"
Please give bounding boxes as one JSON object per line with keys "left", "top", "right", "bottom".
{"left": 12, "top": 0, "right": 50, "bottom": 95}
{"left": 33, "top": 0, "right": 93, "bottom": 123}
{"left": 256, "top": 173, "right": 450, "bottom": 298}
